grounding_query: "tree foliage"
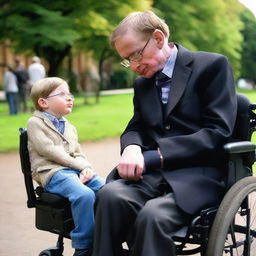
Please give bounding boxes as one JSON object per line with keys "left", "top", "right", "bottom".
{"left": 0, "top": 0, "right": 253, "bottom": 87}
{"left": 153, "top": 0, "right": 243, "bottom": 79}
{"left": 0, "top": 0, "right": 151, "bottom": 77}
{"left": 0, "top": 0, "right": 81, "bottom": 75}
{"left": 74, "top": 0, "right": 152, "bottom": 98}
{"left": 240, "top": 9, "right": 256, "bottom": 84}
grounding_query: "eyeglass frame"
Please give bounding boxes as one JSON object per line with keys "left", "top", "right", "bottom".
{"left": 120, "top": 37, "right": 151, "bottom": 68}
{"left": 46, "top": 92, "right": 74, "bottom": 100}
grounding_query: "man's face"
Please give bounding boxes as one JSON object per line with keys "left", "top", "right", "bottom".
{"left": 115, "top": 30, "right": 164, "bottom": 78}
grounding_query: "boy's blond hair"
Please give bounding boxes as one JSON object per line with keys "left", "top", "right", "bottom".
{"left": 110, "top": 10, "right": 170, "bottom": 48}
{"left": 31, "top": 77, "right": 68, "bottom": 111}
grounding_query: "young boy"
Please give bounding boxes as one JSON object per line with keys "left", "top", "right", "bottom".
{"left": 27, "top": 77, "right": 104, "bottom": 256}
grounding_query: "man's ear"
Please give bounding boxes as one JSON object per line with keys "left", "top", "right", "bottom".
{"left": 152, "top": 29, "right": 165, "bottom": 49}
{"left": 38, "top": 98, "right": 48, "bottom": 110}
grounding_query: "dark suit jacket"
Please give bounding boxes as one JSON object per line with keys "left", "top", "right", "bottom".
{"left": 110, "top": 44, "right": 237, "bottom": 215}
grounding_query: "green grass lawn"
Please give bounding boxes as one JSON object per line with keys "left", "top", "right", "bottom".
{"left": 0, "top": 94, "right": 133, "bottom": 152}
{"left": 0, "top": 89, "right": 256, "bottom": 153}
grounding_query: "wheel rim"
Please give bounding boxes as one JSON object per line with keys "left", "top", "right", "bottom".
{"left": 223, "top": 190, "right": 256, "bottom": 255}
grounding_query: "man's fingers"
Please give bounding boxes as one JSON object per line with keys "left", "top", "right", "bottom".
{"left": 117, "top": 162, "right": 144, "bottom": 181}
{"left": 134, "top": 165, "right": 144, "bottom": 180}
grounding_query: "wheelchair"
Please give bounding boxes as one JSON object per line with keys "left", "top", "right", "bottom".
{"left": 19, "top": 127, "right": 74, "bottom": 256}
{"left": 19, "top": 94, "right": 256, "bottom": 256}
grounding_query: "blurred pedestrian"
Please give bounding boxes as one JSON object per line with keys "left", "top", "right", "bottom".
{"left": 14, "top": 58, "right": 29, "bottom": 112}
{"left": 4, "top": 66, "right": 19, "bottom": 115}
{"left": 28, "top": 56, "right": 46, "bottom": 87}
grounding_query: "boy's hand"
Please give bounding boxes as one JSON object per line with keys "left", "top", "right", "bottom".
{"left": 80, "top": 168, "right": 94, "bottom": 184}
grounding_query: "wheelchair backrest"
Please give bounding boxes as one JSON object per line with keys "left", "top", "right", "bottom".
{"left": 225, "top": 94, "right": 256, "bottom": 188}
{"left": 232, "top": 94, "right": 253, "bottom": 141}
{"left": 19, "top": 128, "right": 37, "bottom": 208}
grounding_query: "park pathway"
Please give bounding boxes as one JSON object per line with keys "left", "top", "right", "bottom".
{"left": 0, "top": 137, "right": 120, "bottom": 256}
{"left": 0, "top": 136, "right": 202, "bottom": 256}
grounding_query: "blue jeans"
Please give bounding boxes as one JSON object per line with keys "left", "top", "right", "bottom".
{"left": 44, "top": 169, "right": 105, "bottom": 249}
{"left": 6, "top": 92, "right": 18, "bottom": 115}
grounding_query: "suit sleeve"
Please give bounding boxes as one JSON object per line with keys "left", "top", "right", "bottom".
{"left": 120, "top": 90, "right": 146, "bottom": 152}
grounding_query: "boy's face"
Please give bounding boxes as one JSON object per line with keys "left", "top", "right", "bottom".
{"left": 38, "top": 83, "right": 73, "bottom": 118}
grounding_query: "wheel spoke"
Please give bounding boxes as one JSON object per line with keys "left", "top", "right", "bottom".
{"left": 206, "top": 177, "right": 256, "bottom": 256}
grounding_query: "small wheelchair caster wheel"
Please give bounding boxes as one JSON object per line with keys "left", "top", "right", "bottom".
{"left": 39, "top": 247, "right": 63, "bottom": 256}
{"left": 39, "top": 251, "right": 52, "bottom": 256}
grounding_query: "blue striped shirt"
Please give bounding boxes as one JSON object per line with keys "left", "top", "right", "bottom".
{"left": 43, "top": 112, "right": 65, "bottom": 135}
{"left": 156, "top": 44, "right": 178, "bottom": 104}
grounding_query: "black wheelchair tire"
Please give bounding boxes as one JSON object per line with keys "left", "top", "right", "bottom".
{"left": 39, "top": 252, "right": 51, "bottom": 256}
{"left": 206, "top": 176, "right": 256, "bottom": 256}
{"left": 39, "top": 248, "right": 62, "bottom": 256}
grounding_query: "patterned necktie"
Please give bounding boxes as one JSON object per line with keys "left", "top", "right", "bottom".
{"left": 156, "top": 72, "right": 171, "bottom": 104}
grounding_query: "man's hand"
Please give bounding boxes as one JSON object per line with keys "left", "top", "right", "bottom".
{"left": 80, "top": 168, "right": 94, "bottom": 184}
{"left": 117, "top": 145, "right": 144, "bottom": 181}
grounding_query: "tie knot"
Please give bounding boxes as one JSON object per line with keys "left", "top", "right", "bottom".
{"left": 156, "top": 72, "right": 171, "bottom": 87}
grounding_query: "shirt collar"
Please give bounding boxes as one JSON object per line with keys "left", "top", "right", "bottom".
{"left": 161, "top": 44, "right": 178, "bottom": 78}
{"left": 43, "top": 112, "right": 65, "bottom": 123}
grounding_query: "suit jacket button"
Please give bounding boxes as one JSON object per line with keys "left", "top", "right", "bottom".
{"left": 165, "top": 125, "right": 171, "bottom": 130}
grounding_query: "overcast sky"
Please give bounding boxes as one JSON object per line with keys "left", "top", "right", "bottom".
{"left": 239, "top": 0, "right": 256, "bottom": 17}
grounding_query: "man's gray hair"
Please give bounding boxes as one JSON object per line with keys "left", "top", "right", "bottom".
{"left": 110, "top": 10, "right": 170, "bottom": 48}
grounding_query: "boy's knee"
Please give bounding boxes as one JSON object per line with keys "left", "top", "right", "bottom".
{"left": 74, "top": 188, "right": 95, "bottom": 203}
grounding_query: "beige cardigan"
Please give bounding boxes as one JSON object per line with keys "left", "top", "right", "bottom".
{"left": 27, "top": 111, "right": 93, "bottom": 187}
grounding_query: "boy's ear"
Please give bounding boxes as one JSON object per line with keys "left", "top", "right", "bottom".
{"left": 38, "top": 98, "right": 48, "bottom": 110}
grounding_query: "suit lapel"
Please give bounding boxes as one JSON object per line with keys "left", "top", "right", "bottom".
{"left": 164, "top": 45, "right": 193, "bottom": 120}
{"left": 141, "top": 77, "right": 163, "bottom": 127}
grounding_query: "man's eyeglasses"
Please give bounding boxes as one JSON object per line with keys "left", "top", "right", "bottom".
{"left": 120, "top": 38, "right": 151, "bottom": 68}
{"left": 46, "top": 92, "right": 74, "bottom": 100}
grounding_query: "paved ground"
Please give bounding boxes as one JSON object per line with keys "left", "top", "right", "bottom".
{"left": 0, "top": 138, "right": 120, "bottom": 256}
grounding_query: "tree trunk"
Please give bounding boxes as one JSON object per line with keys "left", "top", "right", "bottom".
{"left": 95, "top": 47, "right": 112, "bottom": 103}
{"left": 35, "top": 45, "right": 71, "bottom": 77}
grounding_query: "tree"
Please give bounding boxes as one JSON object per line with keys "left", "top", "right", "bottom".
{"left": 74, "top": 0, "right": 151, "bottom": 101}
{"left": 0, "top": 0, "right": 81, "bottom": 76}
{"left": 153, "top": 0, "right": 243, "bottom": 79}
{"left": 240, "top": 9, "right": 256, "bottom": 84}
{"left": 0, "top": 0, "right": 151, "bottom": 90}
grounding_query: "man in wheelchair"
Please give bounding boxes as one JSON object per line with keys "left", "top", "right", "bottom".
{"left": 91, "top": 10, "right": 239, "bottom": 256}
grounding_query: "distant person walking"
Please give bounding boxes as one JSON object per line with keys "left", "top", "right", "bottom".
{"left": 4, "top": 66, "right": 19, "bottom": 115}
{"left": 28, "top": 56, "right": 46, "bottom": 87}
{"left": 14, "top": 58, "right": 29, "bottom": 112}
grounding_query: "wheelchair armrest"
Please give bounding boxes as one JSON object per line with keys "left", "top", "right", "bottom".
{"left": 224, "top": 141, "right": 256, "bottom": 154}
{"left": 40, "top": 192, "right": 70, "bottom": 207}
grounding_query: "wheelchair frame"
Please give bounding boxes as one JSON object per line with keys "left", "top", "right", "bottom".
{"left": 19, "top": 94, "right": 256, "bottom": 256}
{"left": 173, "top": 94, "right": 256, "bottom": 256}
{"left": 19, "top": 127, "right": 74, "bottom": 256}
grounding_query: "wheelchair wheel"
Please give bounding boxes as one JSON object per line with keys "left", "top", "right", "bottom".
{"left": 39, "top": 247, "right": 63, "bottom": 256}
{"left": 39, "top": 251, "right": 51, "bottom": 256}
{"left": 207, "top": 176, "right": 256, "bottom": 256}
